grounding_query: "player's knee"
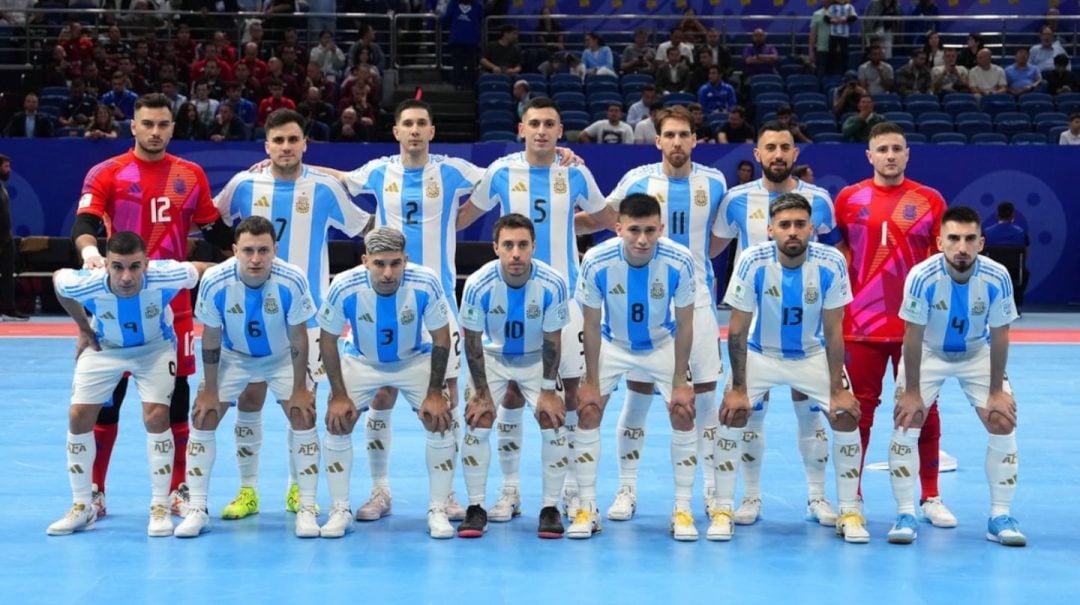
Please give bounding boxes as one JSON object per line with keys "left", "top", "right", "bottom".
{"left": 501, "top": 384, "right": 525, "bottom": 409}
{"left": 576, "top": 401, "right": 603, "bottom": 430}
{"left": 726, "top": 407, "right": 750, "bottom": 429}
{"left": 669, "top": 404, "right": 694, "bottom": 431}
{"left": 69, "top": 405, "right": 99, "bottom": 434}
{"left": 143, "top": 403, "right": 171, "bottom": 433}
{"left": 985, "top": 412, "right": 1015, "bottom": 435}
{"left": 371, "top": 387, "right": 397, "bottom": 411}
{"left": 537, "top": 412, "right": 556, "bottom": 431}
{"left": 287, "top": 406, "right": 316, "bottom": 431}
{"left": 236, "top": 384, "right": 265, "bottom": 412}
{"left": 831, "top": 413, "right": 858, "bottom": 433}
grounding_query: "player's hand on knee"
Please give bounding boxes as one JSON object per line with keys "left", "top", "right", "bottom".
{"left": 287, "top": 388, "right": 316, "bottom": 429}
{"left": 668, "top": 384, "right": 696, "bottom": 423}
{"left": 893, "top": 391, "right": 926, "bottom": 430}
{"left": 535, "top": 391, "right": 566, "bottom": 429}
{"left": 419, "top": 391, "right": 452, "bottom": 434}
{"left": 719, "top": 389, "right": 751, "bottom": 428}
{"left": 325, "top": 393, "right": 358, "bottom": 435}
{"left": 464, "top": 390, "right": 495, "bottom": 429}
{"left": 985, "top": 390, "right": 1017, "bottom": 432}
{"left": 829, "top": 389, "right": 862, "bottom": 424}
{"left": 192, "top": 390, "right": 222, "bottom": 430}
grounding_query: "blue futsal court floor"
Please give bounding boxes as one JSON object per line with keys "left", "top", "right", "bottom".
{"left": 2, "top": 315, "right": 1078, "bottom": 604}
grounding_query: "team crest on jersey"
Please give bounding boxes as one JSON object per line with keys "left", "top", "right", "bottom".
{"left": 650, "top": 280, "right": 665, "bottom": 299}
{"left": 903, "top": 204, "right": 916, "bottom": 220}
{"left": 694, "top": 188, "right": 707, "bottom": 207}
{"left": 971, "top": 299, "right": 986, "bottom": 315}
{"left": 264, "top": 298, "right": 280, "bottom": 314}
{"left": 425, "top": 179, "right": 440, "bottom": 198}
{"left": 553, "top": 175, "right": 568, "bottom": 195}
{"left": 526, "top": 303, "right": 540, "bottom": 319}
{"left": 400, "top": 306, "right": 415, "bottom": 325}
{"left": 804, "top": 286, "right": 819, "bottom": 304}
{"left": 145, "top": 303, "right": 160, "bottom": 319}
{"left": 174, "top": 179, "right": 186, "bottom": 194}
{"left": 296, "top": 196, "right": 310, "bottom": 214}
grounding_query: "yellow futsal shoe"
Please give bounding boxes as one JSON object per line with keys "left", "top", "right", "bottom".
{"left": 221, "top": 487, "right": 260, "bottom": 519}
{"left": 285, "top": 483, "right": 319, "bottom": 514}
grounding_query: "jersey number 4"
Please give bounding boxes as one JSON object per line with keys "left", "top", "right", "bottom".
{"left": 150, "top": 197, "right": 172, "bottom": 223}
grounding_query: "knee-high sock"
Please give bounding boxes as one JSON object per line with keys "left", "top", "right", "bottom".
{"left": 286, "top": 427, "right": 296, "bottom": 488}
{"left": 426, "top": 431, "right": 456, "bottom": 507}
{"left": 91, "top": 423, "right": 118, "bottom": 493}
{"left": 495, "top": 405, "right": 524, "bottom": 489}
{"left": 615, "top": 389, "right": 652, "bottom": 489}
{"left": 739, "top": 401, "right": 767, "bottom": 499}
{"left": 234, "top": 410, "right": 263, "bottom": 489}
{"left": 147, "top": 429, "right": 174, "bottom": 506}
{"left": 986, "top": 432, "right": 1018, "bottom": 518}
{"left": 794, "top": 402, "right": 829, "bottom": 500}
{"left": 573, "top": 427, "right": 601, "bottom": 506}
{"left": 185, "top": 428, "right": 216, "bottom": 510}
{"left": 461, "top": 427, "right": 492, "bottom": 505}
{"left": 562, "top": 410, "right": 579, "bottom": 493}
{"left": 918, "top": 403, "right": 941, "bottom": 500}
{"left": 169, "top": 422, "right": 189, "bottom": 492}
{"left": 365, "top": 408, "right": 393, "bottom": 489}
{"left": 291, "top": 427, "right": 320, "bottom": 508}
{"left": 323, "top": 433, "right": 353, "bottom": 507}
{"left": 832, "top": 429, "right": 862, "bottom": 513}
{"left": 713, "top": 425, "right": 743, "bottom": 510}
{"left": 671, "top": 428, "right": 697, "bottom": 508}
{"left": 67, "top": 431, "right": 95, "bottom": 506}
{"left": 694, "top": 391, "right": 717, "bottom": 492}
{"left": 541, "top": 427, "right": 570, "bottom": 508}
{"left": 889, "top": 428, "right": 921, "bottom": 515}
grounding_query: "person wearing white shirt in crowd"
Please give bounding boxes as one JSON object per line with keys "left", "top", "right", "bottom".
{"left": 579, "top": 103, "right": 634, "bottom": 144}
{"left": 1029, "top": 25, "right": 1070, "bottom": 72}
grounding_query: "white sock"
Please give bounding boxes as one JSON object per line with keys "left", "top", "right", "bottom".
{"left": 291, "top": 427, "right": 320, "bottom": 508}
{"left": 323, "top": 433, "right": 353, "bottom": 507}
{"left": 186, "top": 428, "right": 216, "bottom": 510}
{"left": 986, "top": 432, "right": 1018, "bottom": 518}
{"left": 461, "top": 427, "right": 492, "bottom": 505}
{"left": 365, "top": 408, "right": 392, "bottom": 489}
{"left": 615, "top": 389, "right": 652, "bottom": 489}
{"left": 740, "top": 400, "right": 767, "bottom": 499}
{"left": 540, "top": 427, "right": 570, "bottom": 508}
{"left": 831, "top": 428, "right": 862, "bottom": 513}
{"left": 694, "top": 391, "right": 717, "bottom": 493}
{"left": 713, "top": 425, "right": 743, "bottom": 510}
{"left": 888, "top": 428, "right": 921, "bottom": 515}
{"left": 426, "top": 430, "right": 456, "bottom": 507}
{"left": 563, "top": 409, "right": 578, "bottom": 493}
{"left": 147, "top": 429, "right": 174, "bottom": 506}
{"left": 573, "top": 427, "right": 601, "bottom": 505}
{"left": 671, "top": 428, "right": 697, "bottom": 508}
{"left": 794, "top": 402, "right": 828, "bottom": 500}
{"left": 286, "top": 427, "right": 296, "bottom": 488}
{"left": 66, "top": 431, "right": 95, "bottom": 505}
{"left": 495, "top": 405, "right": 524, "bottom": 489}
{"left": 235, "top": 410, "right": 262, "bottom": 489}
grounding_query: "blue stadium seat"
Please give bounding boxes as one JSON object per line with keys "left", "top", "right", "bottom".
{"left": 480, "top": 130, "right": 518, "bottom": 142}
{"left": 1048, "top": 124, "right": 1069, "bottom": 144}
{"left": 478, "top": 74, "right": 511, "bottom": 93}
{"left": 1011, "top": 132, "right": 1047, "bottom": 145}
{"left": 620, "top": 74, "right": 654, "bottom": 91}
{"left": 585, "top": 73, "right": 618, "bottom": 91}
{"left": 623, "top": 92, "right": 642, "bottom": 107}
{"left": 519, "top": 73, "right": 548, "bottom": 95}
{"left": 916, "top": 111, "right": 952, "bottom": 124}
{"left": 955, "top": 111, "right": 991, "bottom": 124}
{"left": 981, "top": 94, "right": 1017, "bottom": 116}
{"left": 804, "top": 120, "right": 838, "bottom": 138}
{"left": 917, "top": 120, "right": 954, "bottom": 137}
{"left": 750, "top": 81, "right": 785, "bottom": 97}
{"left": 662, "top": 92, "right": 695, "bottom": 107}
{"left": 786, "top": 74, "right": 819, "bottom": 92}
{"left": 550, "top": 79, "right": 584, "bottom": 95}
{"left": 903, "top": 93, "right": 938, "bottom": 107}
{"left": 994, "top": 111, "right": 1032, "bottom": 136}
{"left": 749, "top": 73, "right": 783, "bottom": 86}
{"left": 793, "top": 100, "right": 828, "bottom": 115}
{"left": 956, "top": 119, "right": 992, "bottom": 138}
{"left": 755, "top": 91, "right": 790, "bottom": 104}
{"left": 585, "top": 80, "right": 619, "bottom": 95}
{"left": 892, "top": 119, "right": 917, "bottom": 135}
{"left": 943, "top": 98, "right": 979, "bottom": 117}
{"left": 620, "top": 82, "right": 646, "bottom": 98}
{"left": 552, "top": 91, "right": 587, "bottom": 112}
{"left": 802, "top": 111, "right": 834, "bottom": 123}
{"left": 930, "top": 132, "right": 967, "bottom": 145}
{"left": 479, "top": 112, "right": 516, "bottom": 132}
{"left": 905, "top": 132, "right": 928, "bottom": 144}
{"left": 41, "top": 86, "right": 70, "bottom": 98}
{"left": 971, "top": 132, "right": 1008, "bottom": 144}
{"left": 884, "top": 111, "right": 914, "bottom": 123}
{"left": 1018, "top": 98, "right": 1054, "bottom": 119}
{"left": 813, "top": 132, "right": 844, "bottom": 143}
{"left": 56, "top": 127, "right": 85, "bottom": 138}
{"left": 904, "top": 100, "right": 940, "bottom": 117}
{"left": 1055, "top": 92, "right": 1080, "bottom": 114}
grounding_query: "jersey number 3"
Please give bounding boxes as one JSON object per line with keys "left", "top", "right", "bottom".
{"left": 150, "top": 197, "right": 172, "bottom": 223}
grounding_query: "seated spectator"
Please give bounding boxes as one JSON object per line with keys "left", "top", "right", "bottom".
{"left": 565, "top": 54, "right": 586, "bottom": 80}
{"left": 339, "top": 66, "right": 380, "bottom": 109}
{"left": 480, "top": 25, "right": 523, "bottom": 75}
{"left": 199, "top": 60, "right": 228, "bottom": 100}
{"left": 792, "top": 163, "right": 814, "bottom": 183}
{"left": 347, "top": 23, "right": 386, "bottom": 73}
{"left": 536, "top": 6, "right": 565, "bottom": 54}
{"left": 257, "top": 79, "right": 297, "bottom": 127}
{"left": 858, "top": 45, "right": 894, "bottom": 94}
{"left": 627, "top": 84, "right": 657, "bottom": 126}
{"left": 101, "top": 71, "right": 139, "bottom": 121}
{"left": 679, "top": 7, "right": 708, "bottom": 46}
{"left": 172, "top": 22, "right": 198, "bottom": 71}
{"left": 621, "top": 28, "right": 656, "bottom": 75}
{"left": 742, "top": 28, "right": 779, "bottom": 77}
{"left": 223, "top": 82, "right": 257, "bottom": 126}
{"left": 688, "top": 48, "right": 716, "bottom": 93}
{"left": 922, "top": 31, "right": 944, "bottom": 68}
{"left": 236, "top": 42, "right": 270, "bottom": 82}
{"left": 688, "top": 103, "right": 715, "bottom": 142}
{"left": 115, "top": 56, "right": 151, "bottom": 95}
{"left": 173, "top": 101, "right": 208, "bottom": 140}
{"left": 4, "top": 93, "right": 53, "bottom": 138}
{"left": 41, "top": 45, "right": 72, "bottom": 87}
{"left": 655, "top": 46, "right": 691, "bottom": 94}
{"left": 842, "top": 94, "right": 885, "bottom": 142}
{"left": 232, "top": 62, "right": 263, "bottom": 103}
{"left": 191, "top": 80, "right": 221, "bottom": 128}
{"left": 895, "top": 48, "right": 932, "bottom": 96}
{"left": 275, "top": 28, "right": 308, "bottom": 66}
{"left": 336, "top": 81, "right": 376, "bottom": 135}
{"left": 698, "top": 65, "right": 737, "bottom": 114}
{"left": 160, "top": 78, "right": 188, "bottom": 115}
{"left": 131, "top": 40, "right": 159, "bottom": 87}
{"left": 512, "top": 79, "right": 531, "bottom": 120}
{"left": 263, "top": 57, "right": 302, "bottom": 103}
{"left": 1059, "top": 112, "right": 1080, "bottom": 144}
{"left": 775, "top": 105, "right": 813, "bottom": 143}
{"left": 655, "top": 27, "right": 694, "bottom": 64}
{"left": 80, "top": 62, "right": 109, "bottom": 96}
{"left": 969, "top": 48, "right": 1006, "bottom": 97}
{"left": 634, "top": 100, "right": 664, "bottom": 143}
{"left": 84, "top": 104, "right": 117, "bottom": 139}
{"left": 579, "top": 103, "right": 634, "bottom": 144}
{"left": 59, "top": 21, "right": 95, "bottom": 68}
{"left": 331, "top": 107, "right": 367, "bottom": 142}
{"left": 734, "top": 159, "right": 755, "bottom": 185}
{"left": 582, "top": 32, "right": 616, "bottom": 77}
{"left": 1045, "top": 53, "right": 1075, "bottom": 95}
{"left": 958, "top": 32, "right": 984, "bottom": 70}
{"left": 60, "top": 79, "right": 97, "bottom": 128}
{"left": 208, "top": 103, "right": 248, "bottom": 142}
{"left": 101, "top": 24, "right": 130, "bottom": 62}
{"left": 191, "top": 43, "right": 233, "bottom": 82}
{"left": 698, "top": 28, "right": 733, "bottom": 78}
{"left": 278, "top": 45, "right": 307, "bottom": 84}
{"left": 716, "top": 105, "right": 754, "bottom": 144}
{"left": 304, "top": 61, "right": 339, "bottom": 106}
{"left": 983, "top": 201, "right": 1029, "bottom": 312}
{"left": 1030, "top": 26, "right": 1069, "bottom": 72}
{"left": 297, "top": 86, "right": 336, "bottom": 127}
{"left": 211, "top": 30, "right": 236, "bottom": 64}
{"left": 350, "top": 47, "right": 381, "bottom": 80}
{"left": 536, "top": 52, "right": 566, "bottom": 78}
{"left": 833, "top": 70, "right": 867, "bottom": 116}
{"left": 931, "top": 47, "right": 970, "bottom": 95}
{"left": 1005, "top": 48, "right": 1042, "bottom": 97}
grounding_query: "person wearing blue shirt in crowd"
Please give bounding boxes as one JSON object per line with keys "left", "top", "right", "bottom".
{"left": 582, "top": 32, "right": 615, "bottom": 77}
{"left": 698, "top": 65, "right": 737, "bottom": 115}
{"left": 440, "top": 0, "right": 484, "bottom": 90}
{"left": 983, "top": 202, "right": 1029, "bottom": 312}
{"left": 1005, "top": 48, "right": 1042, "bottom": 96}
{"left": 101, "top": 71, "right": 140, "bottom": 121}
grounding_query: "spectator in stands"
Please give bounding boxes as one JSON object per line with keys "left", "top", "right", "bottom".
{"left": 582, "top": 32, "right": 616, "bottom": 77}
{"left": 983, "top": 202, "right": 1029, "bottom": 310}
{"left": 331, "top": 107, "right": 366, "bottom": 142}
{"left": 841, "top": 94, "right": 885, "bottom": 142}
{"left": 776, "top": 105, "right": 812, "bottom": 143}
{"left": 931, "top": 47, "right": 970, "bottom": 95}
{"left": 41, "top": 45, "right": 72, "bottom": 88}
{"left": 232, "top": 62, "right": 263, "bottom": 102}
{"left": 958, "top": 33, "right": 983, "bottom": 70}
{"left": 792, "top": 164, "right": 814, "bottom": 183}
{"left": 679, "top": 7, "right": 708, "bottom": 46}
{"left": 297, "top": 85, "right": 335, "bottom": 128}
{"left": 101, "top": 24, "right": 130, "bottom": 62}
{"left": 716, "top": 105, "right": 754, "bottom": 144}
{"left": 655, "top": 46, "right": 691, "bottom": 94}
{"left": 688, "top": 49, "right": 715, "bottom": 93}
{"left": 307, "top": 0, "right": 336, "bottom": 41}
{"left": 101, "top": 71, "right": 139, "bottom": 121}
{"left": 633, "top": 100, "right": 664, "bottom": 143}
{"left": 698, "top": 65, "right": 737, "bottom": 115}
{"left": 131, "top": 40, "right": 159, "bottom": 85}
{"left": 348, "top": 23, "right": 386, "bottom": 74}
{"left": 223, "top": 82, "right": 257, "bottom": 126}
{"left": 303, "top": 61, "right": 338, "bottom": 106}
{"left": 160, "top": 79, "right": 188, "bottom": 116}
{"left": 173, "top": 101, "right": 208, "bottom": 140}
{"left": 1045, "top": 53, "right": 1075, "bottom": 96}
{"left": 191, "top": 43, "right": 234, "bottom": 82}
{"left": 863, "top": 0, "right": 900, "bottom": 59}
{"left": 699, "top": 29, "right": 733, "bottom": 78}
{"left": 826, "top": 0, "right": 858, "bottom": 75}
{"left": 308, "top": 31, "right": 346, "bottom": 82}
{"left": 440, "top": 0, "right": 483, "bottom": 90}
{"left": 242, "top": 19, "right": 270, "bottom": 58}
{"left": 4, "top": 92, "right": 51, "bottom": 138}
{"left": 627, "top": 84, "right": 657, "bottom": 126}
{"left": 735, "top": 159, "right": 755, "bottom": 185}
{"left": 536, "top": 5, "right": 565, "bottom": 54}
{"left": 59, "top": 20, "right": 95, "bottom": 68}
{"left": 512, "top": 79, "right": 531, "bottom": 120}
{"left": 265, "top": 57, "right": 302, "bottom": 102}
{"left": 1029, "top": 26, "right": 1068, "bottom": 72}
{"left": 809, "top": 1, "right": 832, "bottom": 77}
{"left": 481, "top": 25, "right": 523, "bottom": 76}
{"left": 336, "top": 79, "right": 375, "bottom": 134}
{"left": 80, "top": 61, "right": 108, "bottom": 96}
{"left": 237, "top": 42, "right": 270, "bottom": 81}
{"left": 256, "top": 79, "right": 296, "bottom": 127}
{"left": 896, "top": 48, "right": 932, "bottom": 96}
{"left": 1059, "top": 113, "right": 1080, "bottom": 144}
{"left": 1005, "top": 48, "right": 1042, "bottom": 97}
{"left": 59, "top": 79, "right": 97, "bottom": 128}
{"left": 967, "top": 48, "right": 1006, "bottom": 98}
{"left": 211, "top": 30, "right": 237, "bottom": 63}
{"left": 172, "top": 23, "right": 198, "bottom": 71}
{"left": 115, "top": 56, "right": 151, "bottom": 94}
{"left": 621, "top": 28, "right": 656, "bottom": 75}
{"left": 656, "top": 27, "right": 694, "bottom": 65}
{"left": 833, "top": 70, "right": 867, "bottom": 115}
{"left": 277, "top": 28, "right": 308, "bottom": 65}
{"left": 858, "top": 45, "right": 894, "bottom": 94}
{"left": 200, "top": 60, "right": 228, "bottom": 100}
{"left": 922, "top": 31, "right": 944, "bottom": 68}
{"left": 579, "top": 103, "right": 634, "bottom": 144}
{"left": 350, "top": 46, "right": 382, "bottom": 80}
{"left": 688, "top": 102, "right": 715, "bottom": 143}
{"left": 0, "top": 153, "right": 26, "bottom": 320}
{"left": 566, "top": 53, "right": 586, "bottom": 80}
{"left": 743, "top": 28, "right": 780, "bottom": 78}
{"left": 279, "top": 45, "right": 307, "bottom": 84}
{"left": 208, "top": 102, "right": 248, "bottom": 142}
{"left": 536, "top": 52, "right": 566, "bottom": 78}
{"left": 191, "top": 80, "right": 221, "bottom": 127}
{"left": 908, "top": 0, "right": 939, "bottom": 47}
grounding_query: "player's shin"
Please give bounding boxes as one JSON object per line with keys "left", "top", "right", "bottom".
{"left": 426, "top": 431, "right": 456, "bottom": 507}
{"left": 540, "top": 427, "right": 570, "bottom": 508}
{"left": 713, "top": 425, "right": 743, "bottom": 511}
{"left": 291, "top": 428, "right": 320, "bottom": 508}
{"left": 67, "top": 431, "right": 96, "bottom": 505}
{"left": 235, "top": 410, "right": 263, "bottom": 489}
{"left": 495, "top": 405, "right": 524, "bottom": 489}
{"left": 832, "top": 429, "right": 862, "bottom": 512}
{"left": 986, "top": 432, "right": 1018, "bottom": 518}
{"left": 671, "top": 428, "right": 697, "bottom": 508}
{"left": 616, "top": 389, "right": 652, "bottom": 490}
{"left": 366, "top": 408, "right": 393, "bottom": 489}
{"left": 185, "top": 428, "right": 216, "bottom": 510}
{"left": 461, "top": 427, "right": 492, "bottom": 506}
{"left": 695, "top": 392, "right": 717, "bottom": 492}
{"left": 795, "top": 402, "right": 829, "bottom": 500}
{"left": 889, "top": 428, "right": 921, "bottom": 514}
{"left": 147, "top": 429, "right": 175, "bottom": 506}
{"left": 323, "top": 433, "right": 353, "bottom": 507}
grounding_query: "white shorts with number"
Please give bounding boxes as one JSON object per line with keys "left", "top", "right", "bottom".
{"left": 628, "top": 304, "right": 722, "bottom": 386}
{"left": 731, "top": 350, "right": 848, "bottom": 412}
{"left": 599, "top": 338, "right": 676, "bottom": 401}
{"left": 217, "top": 349, "right": 296, "bottom": 404}
{"left": 895, "top": 346, "right": 1011, "bottom": 409}
{"left": 342, "top": 353, "right": 431, "bottom": 413}
{"left": 71, "top": 340, "right": 175, "bottom": 405}
{"left": 306, "top": 326, "right": 325, "bottom": 386}
{"left": 559, "top": 300, "right": 585, "bottom": 380}
{"left": 484, "top": 351, "right": 545, "bottom": 411}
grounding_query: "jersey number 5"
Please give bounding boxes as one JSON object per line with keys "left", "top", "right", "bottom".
{"left": 150, "top": 197, "right": 172, "bottom": 223}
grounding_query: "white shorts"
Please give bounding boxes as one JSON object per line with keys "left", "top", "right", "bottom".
{"left": 306, "top": 326, "right": 325, "bottom": 386}
{"left": 598, "top": 338, "right": 676, "bottom": 401}
{"left": 71, "top": 340, "right": 175, "bottom": 405}
{"left": 559, "top": 300, "right": 585, "bottom": 380}
{"left": 217, "top": 349, "right": 296, "bottom": 404}
{"left": 627, "top": 304, "right": 722, "bottom": 386}
{"left": 342, "top": 353, "right": 431, "bottom": 412}
{"left": 895, "top": 346, "right": 1012, "bottom": 408}
{"left": 484, "top": 351, "right": 545, "bottom": 412}
{"left": 730, "top": 350, "right": 848, "bottom": 412}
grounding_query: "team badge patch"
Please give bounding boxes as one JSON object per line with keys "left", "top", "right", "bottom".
{"left": 400, "top": 306, "right": 415, "bottom": 325}
{"left": 804, "top": 286, "right": 819, "bottom": 304}
{"left": 971, "top": 299, "right": 986, "bottom": 315}
{"left": 264, "top": 298, "right": 280, "bottom": 314}
{"left": 426, "top": 179, "right": 440, "bottom": 198}
{"left": 296, "top": 196, "right": 310, "bottom": 214}
{"left": 650, "top": 280, "right": 665, "bottom": 299}
{"left": 903, "top": 204, "right": 916, "bottom": 221}
{"left": 694, "top": 188, "right": 707, "bottom": 207}
{"left": 174, "top": 179, "right": 186, "bottom": 194}
{"left": 553, "top": 175, "right": 568, "bottom": 194}
{"left": 526, "top": 303, "right": 540, "bottom": 319}
{"left": 145, "top": 303, "right": 160, "bottom": 319}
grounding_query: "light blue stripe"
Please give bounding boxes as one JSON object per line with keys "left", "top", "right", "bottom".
{"left": 627, "top": 264, "right": 650, "bottom": 351}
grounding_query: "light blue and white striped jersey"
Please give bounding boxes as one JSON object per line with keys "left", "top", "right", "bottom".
{"left": 472, "top": 153, "right": 607, "bottom": 295}
{"left": 195, "top": 257, "right": 316, "bottom": 357}
{"left": 899, "top": 254, "right": 1017, "bottom": 357}
{"left": 214, "top": 165, "right": 369, "bottom": 327}
{"left": 576, "top": 237, "right": 696, "bottom": 352}
{"left": 723, "top": 241, "right": 852, "bottom": 360}
{"left": 713, "top": 179, "right": 839, "bottom": 257}
{"left": 606, "top": 162, "right": 727, "bottom": 307}
{"left": 55, "top": 260, "right": 198, "bottom": 349}
{"left": 318, "top": 262, "right": 449, "bottom": 363}
{"left": 460, "top": 258, "right": 570, "bottom": 356}
{"left": 344, "top": 154, "right": 483, "bottom": 307}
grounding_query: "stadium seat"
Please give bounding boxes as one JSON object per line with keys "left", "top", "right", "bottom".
{"left": 994, "top": 112, "right": 1032, "bottom": 136}
{"left": 1048, "top": 124, "right": 1068, "bottom": 143}
{"left": 480, "top": 130, "right": 518, "bottom": 142}
{"left": 905, "top": 132, "right": 928, "bottom": 144}
{"left": 917, "top": 120, "right": 954, "bottom": 137}
{"left": 956, "top": 119, "right": 992, "bottom": 138}
{"left": 916, "top": 111, "right": 952, "bottom": 124}
{"left": 812, "top": 132, "right": 844, "bottom": 143}
{"left": 930, "top": 132, "right": 967, "bottom": 144}
{"left": 970, "top": 132, "right": 1008, "bottom": 144}
{"left": 1011, "top": 132, "right": 1047, "bottom": 144}
{"left": 903, "top": 100, "right": 940, "bottom": 118}
{"left": 981, "top": 94, "right": 1017, "bottom": 116}
{"left": 884, "top": 111, "right": 914, "bottom": 123}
